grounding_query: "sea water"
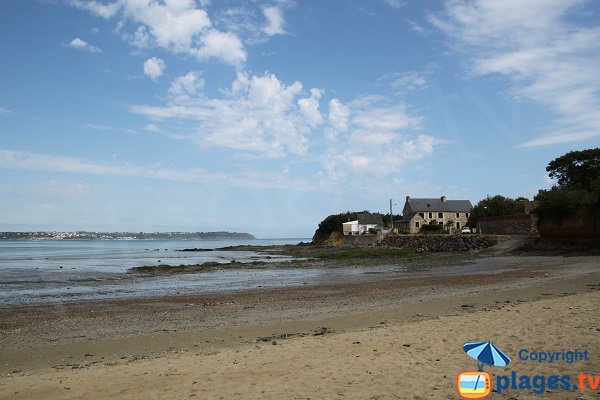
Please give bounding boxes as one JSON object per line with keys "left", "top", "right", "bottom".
{"left": 0, "top": 239, "right": 498, "bottom": 306}
{"left": 0, "top": 239, "right": 312, "bottom": 306}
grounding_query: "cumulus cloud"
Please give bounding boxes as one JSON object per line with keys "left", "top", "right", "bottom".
{"left": 430, "top": 0, "right": 600, "bottom": 147}
{"left": 297, "top": 89, "right": 323, "bottom": 128}
{"left": 125, "top": 25, "right": 150, "bottom": 49}
{"left": 131, "top": 72, "right": 324, "bottom": 158}
{"left": 262, "top": 6, "right": 285, "bottom": 36}
{"left": 69, "top": 0, "right": 121, "bottom": 18}
{"left": 168, "top": 71, "right": 204, "bottom": 100}
{"left": 66, "top": 37, "right": 101, "bottom": 52}
{"left": 195, "top": 29, "right": 246, "bottom": 66}
{"left": 325, "top": 99, "right": 350, "bottom": 140}
{"left": 320, "top": 96, "right": 443, "bottom": 180}
{"left": 322, "top": 134, "right": 443, "bottom": 179}
{"left": 143, "top": 57, "right": 166, "bottom": 80}
{"left": 69, "top": 0, "right": 247, "bottom": 66}
{"left": 130, "top": 70, "right": 443, "bottom": 178}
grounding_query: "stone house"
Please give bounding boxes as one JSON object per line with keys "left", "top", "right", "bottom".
{"left": 394, "top": 196, "right": 472, "bottom": 234}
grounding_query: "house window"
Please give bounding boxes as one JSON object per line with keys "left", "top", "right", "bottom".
{"left": 466, "top": 213, "right": 470, "bottom": 218}
{"left": 419, "top": 212, "right": 424, "bottom": 218}
{"left": 456, "top": 222, "right": 460, "bottom": 228}
{"left": 439, "top": 221, "right": 443, "bottom": 225}
{"left": 438, "top": 212, "right": 443, "bottom": 218}
{"left": 428, "top": 212, "right": 432, "bottom": 219}
{"left": 456, "top": 213, "right": 460, "bottom": 218}
{"left": 415, "top": 221, "right": 420, "bottom": 228}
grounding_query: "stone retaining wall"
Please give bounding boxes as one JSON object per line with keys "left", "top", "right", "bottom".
{"left": 379, "top": 234, "right": 496, "bottom": 252}
{"left": 476, "top": 214, "right": 538, "bottom": 235}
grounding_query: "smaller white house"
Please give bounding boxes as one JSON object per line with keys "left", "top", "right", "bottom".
{"left": 342, "top": 220, "right": 359, "bottom": 235}
{"left": 342, "top": 213, "right": 383, "bottom": 235}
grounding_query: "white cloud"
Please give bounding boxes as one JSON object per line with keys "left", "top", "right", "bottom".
{"left": 322, "top": 133, "right": 443, "bottom": 180}
{"left": 195, "top": 29, "right": 246, "bottom": 66}
{"left": 262, "top": 6, "right": 285, "bottom": 36}
{"left": 84, "top": 123, "right": 135, "bottom": 134}
{"left": 0, "top": 149, "right": 222, "bottom": 183}
{"left": 131, "top": 72, "right": 322, "bottom": 158}
{"left": 70, "top": 0, "right": 247, "bottom": 67}
{"left": 321, "top": 96, "right": 444, "bottom": 179}
{"left": 130, "top": 71, "right": 443, "bottom": 179}
{"left": 66, "top": 37, "right": 101, "bottom": 52}
{"left": 297, "top": 88, "right": 323, "bottom": 128}
{"left": 430, "top": 0, "right": 600, "bottom": 147}
{"left": 120, "top": 0, "right": 211, "bottom": 53}
{"left": 143, "top": 57, "right": 166, "bottom": 81}
{"left": 126, "top": 25, "right": 150, "bottom": 49}
{"left": 383, "top": 71, "right": 428, "bottom": 92}
{"left": 351, "top": 101, "right": 422, "bottom": 131}
{"left": 69, "top": 0, "right": 121, "bottom": 18}
{"left": 407, "top": 19, "right": 426, "bottom": 34}
{"left": 0, "top": 149, "right": 313, "bottom": 191}
{"left": 168, "top": 71, "right": 205, "bottom": 98}
{"left": 143, "top": 123, "right": 161, "bottom": 132}
{"left": 326, "top": 99, "right": 350, "bottom": 140}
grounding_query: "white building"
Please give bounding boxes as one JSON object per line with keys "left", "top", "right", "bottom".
{"left": 342, "top": 213, "right": 383, "bottom": 235}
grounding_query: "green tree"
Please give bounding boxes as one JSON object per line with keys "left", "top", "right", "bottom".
{"left": 467, "top": 195, "right": 529, "bottom": 226}
{"left": 535, "top": 148, "right": 600, "bottom": 221}
{"left": 546, "top": 148, "right": 600, "bottom": 188}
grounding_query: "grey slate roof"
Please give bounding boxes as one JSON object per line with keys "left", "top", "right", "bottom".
{"left": 357, "top": 213, "right": 383, "bottom": 225}
{"left": 405, "top": 198, "right": 472, "bottom": 213}
{"left": 396, "top": 212, "right": 417, "bottom": 223}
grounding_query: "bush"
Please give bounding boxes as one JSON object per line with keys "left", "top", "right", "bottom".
{"left": 535, "top": 148, "right": 600, "bottom": 222}
{"left": 421, "top": 224, "right": 443, "bottom": 232}
{"left": 467, "top": 195, "right": 530, "bottom": 227}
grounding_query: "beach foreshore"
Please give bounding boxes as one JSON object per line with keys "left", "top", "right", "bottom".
{"left": 1, "top": 253, "right": 599, "bottom": 399}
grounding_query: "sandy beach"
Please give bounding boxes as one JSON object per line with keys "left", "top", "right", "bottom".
{"left": 1, "top": 250, "right": 599, "bottom": 399}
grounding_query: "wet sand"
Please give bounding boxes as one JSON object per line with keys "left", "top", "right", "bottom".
{"left": 0, "top": 254, "right": 599, "bottom": 399}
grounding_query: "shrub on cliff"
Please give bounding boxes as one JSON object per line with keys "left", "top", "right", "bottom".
{"left": 313, "top": 212, "right": 360, "bottom": 240}
{"left": 535, "top": 148, "right": 600, "bottom": 222}
{"left": 467, "top": 195, "right": 530, "bottom": 227}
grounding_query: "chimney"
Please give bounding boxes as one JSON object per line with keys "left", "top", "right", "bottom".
{"left": 441, "top": 196, "right": 447, "bottom": 202}
{"left": 406, "top": 196, "right": 410, "bottom": 202}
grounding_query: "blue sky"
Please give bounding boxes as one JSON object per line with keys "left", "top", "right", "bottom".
{"left": 1, "top": 0, "right": 599, "bottom": 237}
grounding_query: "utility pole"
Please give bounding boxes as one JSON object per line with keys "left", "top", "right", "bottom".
{"left": 389, "top": 199, "right": 394, "bottom": 233}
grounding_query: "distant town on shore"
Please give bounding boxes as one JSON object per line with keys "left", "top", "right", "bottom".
{"left": 0, "top": 231, "right": 256, "bottom": 241}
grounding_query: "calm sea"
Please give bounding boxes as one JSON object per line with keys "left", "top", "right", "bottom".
{"left": 0, "top": 239, "right": 313, "bottom": 306}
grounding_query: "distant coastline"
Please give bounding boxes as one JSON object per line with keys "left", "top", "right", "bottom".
{"left": 0, "top": 231, "right": 256, "bottom": 241}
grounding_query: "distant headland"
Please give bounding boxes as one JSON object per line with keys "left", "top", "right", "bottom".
{"left": 0, "top": 231, "right": 256, "bottom": 240}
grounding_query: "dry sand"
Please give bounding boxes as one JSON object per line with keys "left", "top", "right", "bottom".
{"left": 1, "top": 255, "right": 599, "bottom": 399}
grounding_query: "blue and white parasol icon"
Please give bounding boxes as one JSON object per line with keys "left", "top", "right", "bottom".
{"left": 463, "top": 341, "right": 511, "bottom": 371}
{"left": 463, "top": 341, "right": 511, "bottom": 395}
